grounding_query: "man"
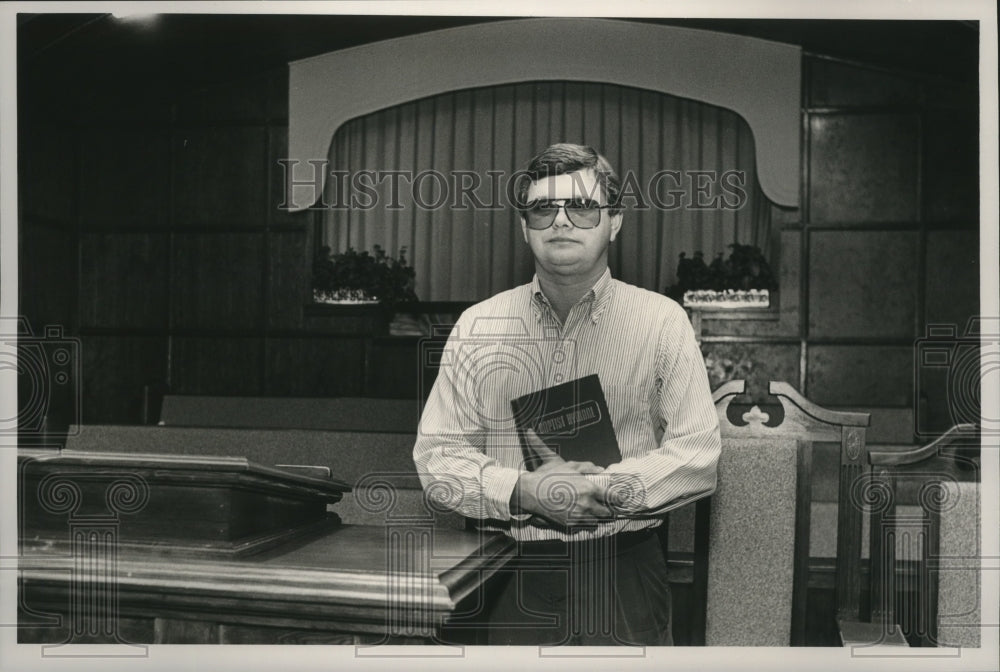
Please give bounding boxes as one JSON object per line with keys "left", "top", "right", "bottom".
{"left": 413, "top": 143, "right": 721, "bottom": 646}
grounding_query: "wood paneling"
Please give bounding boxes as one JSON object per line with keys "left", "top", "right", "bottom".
{"left": 79, "top": 335, "right": 168, "bottom": 424}
{"left": 79, "top": 128, "right": 171, "bottom": 228}
{"left": 808, "top": 59, "right": 921, "bottom": 108}
{"left": 266, "top": 67, "right": 289, "bottom": 120}
{"left": 80, "top": 233, "right": 169, "bottom": 329}
{"left": 924, "top": 229, "right": 980, "bottom": 329}
{"left": 172, "top": 127, "right": 269, "bottom": 226}
{"left": 16, "top": 326, "right": 82, "bottom": 437}
{"left": 19, "top": 223, "right": 77, "bottom": 333}
{"left": 808, "top": 113, "right": 920, "bottom": 223}
{"left": 19, "top": 124, "right": 77, "bottom": 223}
{"left": 808, "top": 230, "right": 919, "bottom": 338}
{"left": 365, "top": 339, "right": 423, "bottom": 399}
{"left": 806, "top": 346, "right": 913, "bottom": 407}
{"left": 270, "top": 126, "right": 309, "bottom": 228}
{"left": 71, "top": 87, "right": 175, "bottom": 125}
{"left": 264, "top": 337, "right": 365, "bottom": 397}
{"left": 176, "top": 74, "right": 270, "bottom": 123}
{"left": 171, "top": 233, "right": 264, "bottom": 329}
{"left": 266, "top": 230, "right": 309, "bottom": 328}
{"left": 171, "top": 337, "right": 262, "bottom": 395}
{"left": 923, "top": 106, "right": 979, "bottom": 223}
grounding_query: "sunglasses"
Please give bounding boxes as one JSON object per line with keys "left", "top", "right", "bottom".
{"left": 522, "top": 199, "right": 616, "bottom": 230}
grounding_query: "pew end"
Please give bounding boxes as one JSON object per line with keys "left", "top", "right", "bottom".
{"left": 697, "top": 380, "right": 870, "bottom": 646}
{"left": 839, "top": 424, "right": 981, "bottom": 649}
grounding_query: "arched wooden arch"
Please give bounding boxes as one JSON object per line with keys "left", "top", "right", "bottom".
{"left": 286, "top": 18, "right": 801, "bottom": 210}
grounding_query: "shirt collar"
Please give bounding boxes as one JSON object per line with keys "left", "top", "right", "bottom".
{"left": 530, "top": 267, "right": 615, "bottom": 324}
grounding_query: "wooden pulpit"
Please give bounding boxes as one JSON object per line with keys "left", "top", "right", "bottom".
{"left": 17, "top": 448, "right": 515, "bottom": 645}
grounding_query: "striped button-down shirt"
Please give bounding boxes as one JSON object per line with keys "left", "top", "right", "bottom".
{"left": 413, "top": 267, "right": 721, "bottom": 542}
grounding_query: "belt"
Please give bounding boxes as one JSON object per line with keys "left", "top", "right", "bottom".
{"left": 514, "top": 527, "right": 658, "bottom": 558}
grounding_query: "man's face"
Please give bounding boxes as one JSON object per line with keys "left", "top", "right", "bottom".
{"left": 520, "top": 169, "right": 622, "bottom": 278}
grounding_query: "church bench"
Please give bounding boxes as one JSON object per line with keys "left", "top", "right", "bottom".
{"left": 696, "top": 382, "right": 982, "bottom": 648}
{"left": 840, "top": 424, "right": 981, "bottom": 649}
{"left": 686, "top": 379, "right": 867, "bottom": 646}
{"left": 157, "top": 394, "right": 421, "bottom": 433}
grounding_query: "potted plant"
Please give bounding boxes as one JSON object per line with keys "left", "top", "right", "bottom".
{"left": 664, "top": 243, "right": 777, "bottom": 308}
{"left": 312, "top": 245, "right": 418, "bottom": 306}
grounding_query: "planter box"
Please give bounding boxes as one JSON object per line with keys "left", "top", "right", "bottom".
{"left": 683, "top": 289, "right": 771, "bottom": 309}
{"left": 312, "top": 289, "right": 379, "bottom": 305}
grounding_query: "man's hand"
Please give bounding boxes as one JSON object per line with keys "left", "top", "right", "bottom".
{"left": 510, "top": 430, "right": 614, "bottom": 529}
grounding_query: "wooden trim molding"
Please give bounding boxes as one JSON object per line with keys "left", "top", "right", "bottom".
{"left": 286, "top": 18, "right": 802, "bottom": 210}
{"left": 20, "top": 526, "right": 516, "bottom": 638}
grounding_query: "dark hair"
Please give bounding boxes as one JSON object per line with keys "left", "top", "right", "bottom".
{"left": 514, "top": 143, "right": 622, "bottom": 214}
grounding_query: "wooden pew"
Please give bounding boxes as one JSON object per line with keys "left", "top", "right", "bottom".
{"left": 698, "top": 382, "right": 981, "bottom": 648}
{"left": 690, "top": 380, "right": 870, "bottom": 646}
{"left": 840, "top": 424, "right": 981, "bottom": 648}
{"left": 158, "top": 395, "right": 421, "bottom": 433}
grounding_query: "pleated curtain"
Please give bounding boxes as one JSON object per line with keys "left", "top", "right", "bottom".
{"left": 321, "top": 81, "right": 772, "bottom": 302}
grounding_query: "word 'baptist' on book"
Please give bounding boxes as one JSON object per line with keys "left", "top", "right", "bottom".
{"left": 509, "top": 374, "right": 621, "bottom": 471}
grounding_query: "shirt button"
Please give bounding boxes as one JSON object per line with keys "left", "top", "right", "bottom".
{"left": 552, "top": 350, "right": 566, "bottom": 364}
{"left": 554, "top": 373, "right": 564, "bottom": 383}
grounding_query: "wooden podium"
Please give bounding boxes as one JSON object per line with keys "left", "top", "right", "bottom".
{"left": 18, "top": 449, "right": 515, "bottom": 645}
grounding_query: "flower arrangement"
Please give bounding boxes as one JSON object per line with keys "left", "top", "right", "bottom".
{"left": 664, "top": 243, "right": 777, "bottom": 307}
{"left": 312, "top": 245, "right": 418, "bottom": 306}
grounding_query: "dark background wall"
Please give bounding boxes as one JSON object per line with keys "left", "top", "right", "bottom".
{"left": 21, "top": 66, "right": 337, "bottom": 425}
{"left": 698, "top": 54, "right": 980, "bottom": 446}
{"left": 17, "top": 17, "right": 980, "bottom": 439}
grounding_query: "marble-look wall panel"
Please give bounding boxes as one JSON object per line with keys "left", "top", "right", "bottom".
{"left": 808, "top": 113, "right": 919, "bottom": 223}
{"left": 809, "top": 230, "right": 919, "bottom": 338}
{"left": 807, "top": 345, "right": 913, "bottom": 407}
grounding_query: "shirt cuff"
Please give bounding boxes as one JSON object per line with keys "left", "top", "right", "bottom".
{"left": 586, "top": 471, "right": 650, "bottom": 515}
{"left": 482, "top": 464, "right": 528, "bottom": 521}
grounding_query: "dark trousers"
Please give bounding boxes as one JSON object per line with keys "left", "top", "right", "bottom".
{"left": 485, "top": 530, "right": 673, "bottom": 646}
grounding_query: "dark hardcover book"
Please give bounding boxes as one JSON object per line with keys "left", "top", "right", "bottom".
{"left": 510, "top": 374, "right": 621, "bottom": 471}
